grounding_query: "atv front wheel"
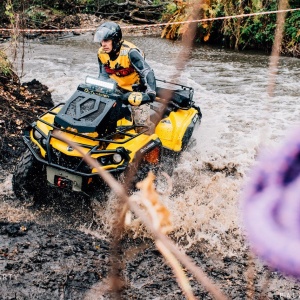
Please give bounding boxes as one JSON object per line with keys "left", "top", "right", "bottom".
{"left": 12, "top": 149, "right": 47, "bottom": 203}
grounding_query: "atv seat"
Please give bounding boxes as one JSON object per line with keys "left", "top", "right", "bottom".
{"left": 150, "top": 101, "right": 166, "bottom": 126}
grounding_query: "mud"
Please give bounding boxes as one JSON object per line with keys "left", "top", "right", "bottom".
{"left": 0, "top": 73, "right": 53, "bottom": 167}
{"left": 0, "top": 221, "right": 109, "bottom": 300}
{"left": 1, "top": 212, "right": 299, "bottom": 299}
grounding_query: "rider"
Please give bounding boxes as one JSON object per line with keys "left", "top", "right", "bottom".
{"left": 94, "top": 21, "right": 156, "bottom": 133}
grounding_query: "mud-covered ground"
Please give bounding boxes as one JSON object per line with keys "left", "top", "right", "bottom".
{"left": 1, "top": 208, "right": 300, "bottom": 299}
{"left": 1, "top": 69, "right": 300, "bottom": 299}
{"left": 0, "top": 71, "right": 53, "bottom": 167}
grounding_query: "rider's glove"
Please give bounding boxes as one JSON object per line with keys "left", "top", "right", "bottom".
{"left": 147, "top": 91, "right": 156, "bottom": 102}
{"left": 122, "top": 92, "right": 152, "bottom": 106}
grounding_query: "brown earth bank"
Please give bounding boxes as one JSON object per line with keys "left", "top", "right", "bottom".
{"left": 1, "top": 68, "right": 300, "bottom": 299}
{"left": 0, "top": 71, "right": 53, "bottom": 169}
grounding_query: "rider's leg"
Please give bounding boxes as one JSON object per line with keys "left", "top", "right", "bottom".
{"left": 132, "top": 103, "right": 154, "bottom": 134}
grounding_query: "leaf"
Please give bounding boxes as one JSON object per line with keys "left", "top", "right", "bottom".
{"left": 15, "top": 119, "right": 23, "bottom": 125}
{"left": 20, "top": 226, "right": 27, "bottom": 231}
{"left": 136, "top": 172, "right": 172, "bottom": 234}
{"left": 204, "top": 33, "right": 210, "bottom": 42}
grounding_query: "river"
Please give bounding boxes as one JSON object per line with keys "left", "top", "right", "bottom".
{"left": 3, "top": 32, "right": 300, "bottom": 298}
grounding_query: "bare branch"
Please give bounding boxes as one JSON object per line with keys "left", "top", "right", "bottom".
{"left": 129, "top": 9, "right": 157, "bottom": 23}
{"left": 156, "top": 240, "right": 197, "bottom": 300}
{"left": 267, "top": 0, "right": 288, "bottom": 97}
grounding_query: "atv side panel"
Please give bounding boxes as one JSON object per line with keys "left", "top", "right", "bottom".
{"left": 155, "top": 107, "right": 200, "bottom": 152}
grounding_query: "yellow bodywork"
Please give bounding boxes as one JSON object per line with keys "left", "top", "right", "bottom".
{"left": 155, "top": 107, "right": 198, "bottom": 152}
{"left": 32, "top": 106, "right": 159, "bottom": 174}
{"left": 31, "top": 103, "right": 197, "bottom": 175}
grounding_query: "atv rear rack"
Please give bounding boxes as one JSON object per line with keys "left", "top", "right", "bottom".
{"left": 156, "top": 79, "right": 194, "bottom": 109}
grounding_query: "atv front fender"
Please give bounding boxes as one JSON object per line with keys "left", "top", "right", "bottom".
{"left": 155, "top": 107, "right": 200, "bottom": 152}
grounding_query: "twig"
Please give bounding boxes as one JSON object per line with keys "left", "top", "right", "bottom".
{"left": 156, "top": 239, "right": 196, "bottom": 300}
{"left": 245, "top": 253, "right": 255, "bottom": 300}
{"left": 259, "top": 268, "right": 271, "bottom": 300}
{"left": 267, "top": 0, "right": 288, "bottom": 97}
{"left": 129, "top": 9, "right": 157, "bottom": 24}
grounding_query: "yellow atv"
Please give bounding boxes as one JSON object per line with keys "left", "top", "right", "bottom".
{"left": 12, "top": 76, "right": 201, "bottom": 202}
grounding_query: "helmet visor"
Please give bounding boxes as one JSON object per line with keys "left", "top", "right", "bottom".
{"left": 94, "top": 27, "right": 113, "bottom": 43}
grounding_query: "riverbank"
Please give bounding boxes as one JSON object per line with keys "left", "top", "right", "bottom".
{"left": 1, "top": 1, "right": 300, "bottom": 58}
{"left": 0, "top": 54, "right": 53, "bottom": 167}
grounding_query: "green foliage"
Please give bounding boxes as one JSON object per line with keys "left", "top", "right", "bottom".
{"left": 235, "top": 8, "right": 277, "bottom": 50}
{"left": 165, "top": 2, "right": 177, "bottom": 15}
{"left": 192, "top": 0, "right": 300, "bottom": 54}
{"left": 5, "top": 1, "right": 15, "bottom": 24}
{"left": 251, "top": 0, "right": 263, "bottom": 10}
{"left": 153, "top": 0, "right": 162, "bottom": 5}
{"left": 25, "top": 7, "right": 47, "bottom": 25}
{"left": 0, "top": 51, "right": 12, "bottom": 77}
{"left": 5, "top": 4, "right": 14, "bottom": 19}
{"left": 233, "top": 1, "right": 300, "bottom": 53}
{"left": 285, "top": 11, "right": 300, "bottom": 43}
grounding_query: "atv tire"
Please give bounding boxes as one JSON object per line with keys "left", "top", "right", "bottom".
{"left": 12, "top": 149, "right": 47, "bottom": 203}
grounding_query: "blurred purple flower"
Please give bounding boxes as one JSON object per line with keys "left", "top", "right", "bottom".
{"left": 242, "top": 127, "right": 300, "bottom": 277}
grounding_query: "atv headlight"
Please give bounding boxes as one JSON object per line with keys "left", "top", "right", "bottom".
{"left": 85, "top": 76, "right": 115, "bottom": 91}
{"left": 33, "top": 130, "right": 42, "bottom": 140}
{"left": 112, "top": 153, "right": 122, "bottom": 164}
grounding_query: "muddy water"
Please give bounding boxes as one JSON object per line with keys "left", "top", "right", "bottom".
{"left": 3, "top": 33, "right": 300, "bottom": 297}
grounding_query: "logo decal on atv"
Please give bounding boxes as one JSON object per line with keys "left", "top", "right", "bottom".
{"left": 84, "top": 88, "right": 108, "bottom": 98}
{"left": 67, "top": 146, "right": 73, "bottom": 151}
{"left": 140, "top": 141, "right": 156, "bottom": 154}
{"left": 192, "top": 114, "right": 198, "bottom": 123}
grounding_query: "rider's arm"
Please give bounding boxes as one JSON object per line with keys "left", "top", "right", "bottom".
{"left": 97, "top": 56, "right": 110, "bottom": 79}
{"left": 128, "top": 49, "right": 156, "bottom": 101}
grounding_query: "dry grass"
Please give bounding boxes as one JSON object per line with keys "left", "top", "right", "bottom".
{"left": 0, "top": 50, "right": 13, "bottom": 76}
